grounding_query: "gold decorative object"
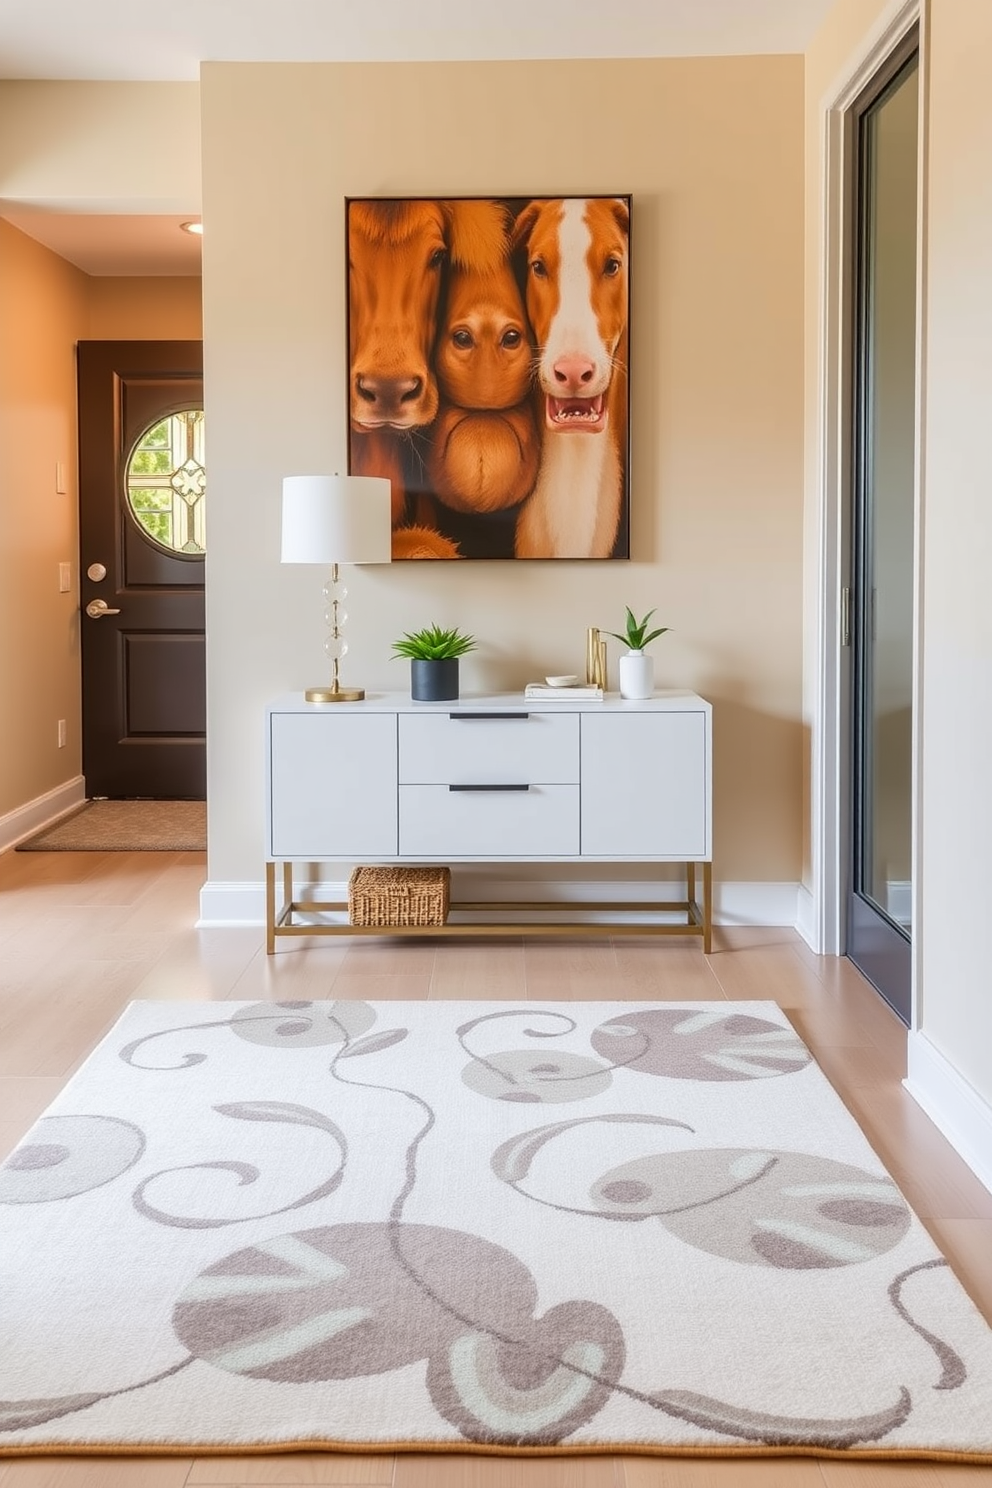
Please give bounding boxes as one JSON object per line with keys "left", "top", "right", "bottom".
{"left": 586, "top": 627, "right": 600, "bottom": 685}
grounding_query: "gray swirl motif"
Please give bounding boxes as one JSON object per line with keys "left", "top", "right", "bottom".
{"left": 455, "top": 1008, "right": 810, "bottom": 1107}
{"left": 591, "top": 1008, "right": 812, "bottom": 1082}
{"left": 172, "top": 1221, "right": 627, "bottom": 1445}
{"left": 131, "top": 1103, "right": 349, "bottom": 1229}
{"left": 118, "top": 1003, "right": 391, "bottom": 1228}
{"left": 0, "top": 1115, "right": 145, "bottom": 1204}
{"left": 493, "top": 1118, "right": 912, "bottom": 1269}
{"left": 456, "top": 1008, "right": 658, "bottom": 1104}
{"left": 231, "top": 1000, "right": 377, "bottom": 1049}
{"left": 119, "top": 1000, "right": 378, "bottom": 1069}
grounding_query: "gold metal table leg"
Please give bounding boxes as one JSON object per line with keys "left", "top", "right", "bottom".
{"left": 265, "top": 861, "right": 276, "bottom": 955}
{"left": 702, "top": 860, "right": 713, "bottom": 954}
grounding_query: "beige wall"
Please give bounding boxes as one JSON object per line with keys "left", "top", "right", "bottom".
{"left": 86, "top": 278, "right": 202, "bottom": 339}
{"left": 0, "top": 81, "right": 199, "bottom": 211}
{"left": 918, "top": 0, "right": 992, "bottom": 1100}
{"left": 0, "top": 220, "right": 88, "bottom": 816}
{"left": 200, "top": 57, "right": 806, "bottom": 887}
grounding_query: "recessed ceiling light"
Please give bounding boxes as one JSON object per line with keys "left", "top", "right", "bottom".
{"left": 180, "top": 221, "right": 203, "bottom": 235}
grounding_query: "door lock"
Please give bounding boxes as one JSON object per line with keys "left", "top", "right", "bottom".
{"left": 86, "top": 562, "right": 107, "bottom": 582}
{"left": 85, "top": 598, "right": 121, "bottom": 619}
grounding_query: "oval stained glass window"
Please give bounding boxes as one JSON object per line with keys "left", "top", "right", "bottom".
{"left": 125, "top": 410, "right": 206, "bottom": 556}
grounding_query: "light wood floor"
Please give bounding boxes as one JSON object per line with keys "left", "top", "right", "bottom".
{"left": 1, "top": 847, "right": 990, "bottom": 1488}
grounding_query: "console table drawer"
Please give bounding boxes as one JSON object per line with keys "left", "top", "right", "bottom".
{"left": 399, "top": 784, "right": 579, "bottom": 857}
{"left": 399, "top": 711, "right": 578, "bottom": 785}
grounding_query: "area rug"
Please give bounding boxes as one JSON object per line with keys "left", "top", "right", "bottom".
{"left": 16, "top": 799, "right": 206, "bottom": 852}
{"left": 1, "top": 999, "right": 991, "bottom": 1462}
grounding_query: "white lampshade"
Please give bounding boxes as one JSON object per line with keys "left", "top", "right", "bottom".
{"left": 281, "top": 474, "right": 392, "bottom": 565}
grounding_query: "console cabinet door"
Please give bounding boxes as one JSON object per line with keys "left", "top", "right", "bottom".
{"left": 268, "top": 712, "right": 397, "bottom": 858}
{"left": 580, "top": 711, "right": 709, "bottom": 858}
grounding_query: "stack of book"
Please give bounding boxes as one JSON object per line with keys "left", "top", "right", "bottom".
{"left": 523, "top": 682, "right": 605, "bottom": 700}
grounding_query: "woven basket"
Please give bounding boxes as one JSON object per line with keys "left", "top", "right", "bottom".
{"left": 348, "top": 865, "right": 451, "bottom": 928}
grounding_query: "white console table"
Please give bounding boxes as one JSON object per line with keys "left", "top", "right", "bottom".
{"left": 265, "top": 690, "right": 712, "bottom": 952}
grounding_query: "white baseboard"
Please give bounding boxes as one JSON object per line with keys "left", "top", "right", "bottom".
{"left": 905, "top": 1031, "right": 992, "bottom": 1197}
{"left": 717, "top": 880, "right": 799, "bottom": 927}
{"left": 0, "top": 776, "right": 86, "bottom": 854}
{"left": 198, "top": 875, "right": 799, "bottom": 930}
{"left": 795, "top": 883, "right": 817, "bottom": 952}
{"left": 196, "top": 880, "right": 268, "bottom": 927}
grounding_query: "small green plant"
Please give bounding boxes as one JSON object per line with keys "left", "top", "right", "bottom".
{"left": 391, "top": 623, "right": 477, "bottom": 660}
{"left": 605, "top": 607, "right": 669, "bottom": 652}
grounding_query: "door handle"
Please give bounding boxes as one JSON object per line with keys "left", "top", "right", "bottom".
{"left": 85, "top": 599, "right": 121, "bottom": 619}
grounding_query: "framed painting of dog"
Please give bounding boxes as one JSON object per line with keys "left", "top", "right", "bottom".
{"left": 346, "top": 195, "right": 631, "bottom": 560}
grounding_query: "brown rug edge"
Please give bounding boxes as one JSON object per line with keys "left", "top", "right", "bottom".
{"left": 16, "top": 800, "right": 206, "bottom": 853}
{"left": 1, "top": 1440, "right": 990, "bottom": 1463}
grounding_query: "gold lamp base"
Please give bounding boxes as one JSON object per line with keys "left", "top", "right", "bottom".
{"left": 306, "top": 685, "right": 365, "bottom": 703}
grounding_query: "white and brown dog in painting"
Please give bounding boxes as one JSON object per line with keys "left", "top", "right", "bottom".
{"left": 512, "top": 197, "right": 629, "bottom": 558}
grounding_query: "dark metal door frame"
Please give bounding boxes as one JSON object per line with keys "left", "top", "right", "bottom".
{"left": 846, "top": 33, "right": 919, "bottom": 1025}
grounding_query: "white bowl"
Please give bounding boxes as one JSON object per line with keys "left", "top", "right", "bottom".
{"left": 544, "top": 675, "right": 580, "bottom": 688}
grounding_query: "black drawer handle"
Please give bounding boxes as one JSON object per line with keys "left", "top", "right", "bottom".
{"left": 448, "top": 783, "right": 531, "bottom": 792}
{"left": 449, "top": 712, "right": 530, "bottom": 720}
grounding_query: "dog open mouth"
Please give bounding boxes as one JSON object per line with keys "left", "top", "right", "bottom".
{"left": 546, "top": 393, "right": 606, "bottom": 433}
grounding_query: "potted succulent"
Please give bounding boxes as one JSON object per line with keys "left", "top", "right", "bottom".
{"left": 605, "top": 607, "right": 669, "bottom": 699}
{"left": 392, "top": 623, "right": 477, "bottom": 702}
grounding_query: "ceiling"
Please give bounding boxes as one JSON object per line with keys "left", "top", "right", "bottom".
{"left": 0, "top": 209, "right": 203, "bottom": 276}
{"left": 0, "top": 0, "right": 836, "bottom": 276}
{"left": 0, "top": 1, "right": 837, "bottom": 79}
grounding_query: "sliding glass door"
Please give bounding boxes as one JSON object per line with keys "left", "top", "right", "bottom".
{"left": 847, "top": 41, "right": 919, "bottom": 1024}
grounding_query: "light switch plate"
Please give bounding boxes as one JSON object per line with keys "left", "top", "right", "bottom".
{"left": 59, "top": 562, "right": 71, "bottom": 593}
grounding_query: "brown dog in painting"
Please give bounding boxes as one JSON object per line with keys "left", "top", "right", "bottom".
{"left": 348, "top": 199, "right": 448, "bottom": 436}
{"left": 512, "top": 198, "right": 629, "bottom": 558}
{"left": 348, "top": 200, "right": 449, "bottom": 536}
{"left": 428, "top": 201, "right": 540, "bottom": 517}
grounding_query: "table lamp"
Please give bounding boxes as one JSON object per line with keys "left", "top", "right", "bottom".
{"left": 281, "top": 473, "right": 392, "bottom": 702}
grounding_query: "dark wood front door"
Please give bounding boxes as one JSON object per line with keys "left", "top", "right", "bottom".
{"left": 78, "top": 341, "right": 205, "bottom": 799}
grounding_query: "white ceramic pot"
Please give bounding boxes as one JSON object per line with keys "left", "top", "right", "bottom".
{"left": 618, "top": 649, "right": 654, "bottom": 700}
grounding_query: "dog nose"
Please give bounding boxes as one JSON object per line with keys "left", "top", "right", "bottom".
{"left": 552, "top": 355, "right": 597, "bottom": 392}
{"left": 355, "top": 374, "right": 424, "bottom": 411}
